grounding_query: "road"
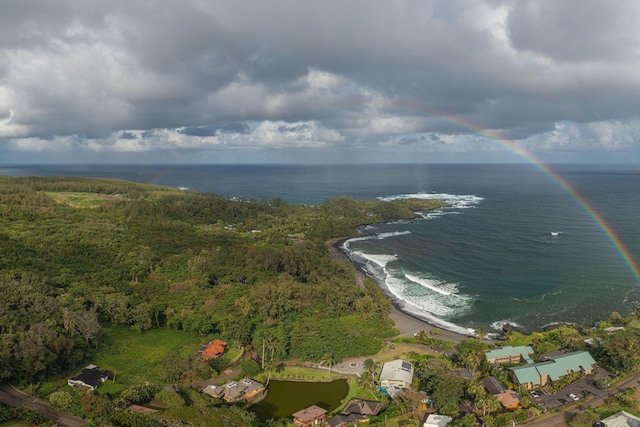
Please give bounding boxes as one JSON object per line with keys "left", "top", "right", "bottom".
{"left": 0, "top": 383, "right": 87, "bottom": 427}
{"left": 525, "top": 370, "right": 640, "bottom": 426}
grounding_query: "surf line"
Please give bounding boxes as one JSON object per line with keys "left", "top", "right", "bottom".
{"left": 390, "top": 105, "right": 640, "bottom": 284}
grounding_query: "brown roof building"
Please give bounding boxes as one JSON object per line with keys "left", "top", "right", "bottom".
{"left": 199, "top": 339, "right": 226, "bottom": 360}
{"left": 292, "top": 405, "right": 327, "bottom": 427}
{"left": 494, "top": 391, "right": 521, "bottom": 410}
{"left": 328, "top": 399, "right": 382, "bottom": 427}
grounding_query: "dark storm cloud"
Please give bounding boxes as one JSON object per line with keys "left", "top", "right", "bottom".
{"left": 2, "top": 0, "right": 640, "bottom": 161}
{"left": 507, "top": 0, "right": 640, "bottom": 62}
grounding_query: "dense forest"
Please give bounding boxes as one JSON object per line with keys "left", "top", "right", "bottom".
{"left": 0, "top": 177, "right": 443, "bottom": 391}
{"left": 6, "top": 177, "right": 640, "bottom": 427}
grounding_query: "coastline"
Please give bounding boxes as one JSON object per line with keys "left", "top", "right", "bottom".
{"left": 328, "top": 236, "right": 470, "bottom": 343}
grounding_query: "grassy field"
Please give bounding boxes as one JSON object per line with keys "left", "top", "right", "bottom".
{"left": 45, "top": 191, "right": 126, "bottom": 207}
{"left": 39, "top": 326, "right": 209, "bottom": 397}
{"left": 94, "top": 326, "right": 205, "bottom": 386}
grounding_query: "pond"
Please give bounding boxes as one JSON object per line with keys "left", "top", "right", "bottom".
{"left": 249, "top": 379, "right": 349, "bottom": 421}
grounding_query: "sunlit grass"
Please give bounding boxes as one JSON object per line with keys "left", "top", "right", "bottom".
{"left": 45, "top": 191, "right": 125, "bottom": 207}
{"left": 92, "top": 326, "right": 203, "bottom": 387}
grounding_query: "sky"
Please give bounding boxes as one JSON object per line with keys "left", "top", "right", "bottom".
{"left": 2, "top": 0, "right": 640, "bottom": 164}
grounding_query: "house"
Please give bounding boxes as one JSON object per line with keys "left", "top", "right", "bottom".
{"left": 203, "top": 378, "right": 265, "bottom": 402}
{"left": 510, "top": 351, "right": 597, "bottom": 389}
{"left": 480, "top": 377, "right": 520, "bottom": 409}
{"left": 485, "top": 346, "right": 534, "bottom": 365}
{"left": 328, "top": 399, "right": 382, "bottom": 427}
{"left": 598, "top": 410, "right": 640, "bottom": 427}
{"left": 423, "top": 414, "right": 452, "bottom": 427}
{"left": 481, "top": 376, "right": 506, "bottom": 395}
{"left": 199, "top": 339, "right": 226, "bottom": 360}
{"left": 341, "top": 399, "right": 382, "bottom": 417}
{"left": 494, "top": 391, "right": 521, "bottom": 410}
{"left": 379, "top": 360, "right": 414, "bottom": 389}
{"left": 292, "top": 405, "right": 327, "bottom": 427}
{"left": 68, "top": 365, "right": 109, "bottom": 391}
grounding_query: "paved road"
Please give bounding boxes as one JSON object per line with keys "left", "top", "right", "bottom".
{"left": 0, "top": 383, "right": 87, "bottom": 427}
{"left": 525, "top": 370, "right": 640, "bottom": 427}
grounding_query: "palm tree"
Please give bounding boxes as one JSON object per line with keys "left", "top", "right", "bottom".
{"left": 476, "top": 393, "right": 501, "bottom": 417}
{"left": 363, "top": 358, "right": 380, "bottom": 379}
{"left": 264, "top": 359, "right": 276, "bottom": 386}
{"left": 466, "top": 380, "right": 485, "bottom": 400}
{"left": 321, "top": 352, "right": 338, "bottom": 378}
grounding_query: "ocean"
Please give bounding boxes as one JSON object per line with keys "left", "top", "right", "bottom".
{"left": 2, "top": 163, "right": 639, "bottom": 335}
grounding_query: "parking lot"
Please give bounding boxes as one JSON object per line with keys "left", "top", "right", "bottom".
{"left": 529, "top": 366, "right": 614, "bottom": 411}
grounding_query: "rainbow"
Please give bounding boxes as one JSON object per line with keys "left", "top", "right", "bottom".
{"left": 392, "top": 105, "right": 640, "bottom": 283}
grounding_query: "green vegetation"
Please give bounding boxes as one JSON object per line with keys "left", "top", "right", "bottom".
{"left": 0, "top": 176, "right": 445, "bottom": 426}
{"left": 3, "top": 176, "right": 640, "bottom": 426}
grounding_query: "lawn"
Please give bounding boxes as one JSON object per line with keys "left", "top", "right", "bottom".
{"left": 45, "top": 191, "right": 125, "bottom": 207}
{"left": 94, "top": 326, "right": 204, "bottom": 386}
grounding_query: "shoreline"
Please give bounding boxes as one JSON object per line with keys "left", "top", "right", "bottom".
{"left": 328, "top": 236, "right": 471, "bottom": 343}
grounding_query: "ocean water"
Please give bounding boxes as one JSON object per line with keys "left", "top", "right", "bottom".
{"left": 2, "top": 163, "right": 640, "bottom": 334}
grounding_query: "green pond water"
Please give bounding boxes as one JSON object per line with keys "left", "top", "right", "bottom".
{"left": 249, "top": 379, "right": 349, "bottom": 421}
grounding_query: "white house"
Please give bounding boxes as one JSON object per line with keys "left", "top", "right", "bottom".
{"left": 379, "top": 359, "right": 414, "bottom": 389}
{"left": 423, "top": 414, "right": 452, "bottom": 427}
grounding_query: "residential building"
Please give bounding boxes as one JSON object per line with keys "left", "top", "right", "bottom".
{"left": 485, "top": 346, "right": 534, "bottom": 365}
{"left": 598, "top": 410, "right": 640, "bottom": 427}
{"left": 423, "top": 414, "right": 452, "bottom": 427}
{"left": 327, "top": 399, "right": 382, "bottom": 427}
{"left": 510, "top": 351, "right": 597, "bottom": 389}
{"left": 379, "top": 360, "right": 414, "bottom": 389}
{"left": 68, "top": 365, "right": 109, "bottom": 391}
{"left": 199, "top": 339, "right": 226, "bottom": 360}
{"left": 481, "top": 376, "right": 506, "bottom": 395}
{"left": 203, "top": 378, "right": 265, "bottom": 402}
{"left": 494, "top": 391, "right": 521, "bottom": 409}
{"left": 481, "top": 377, "right": 520, "bottom": 409}
{"left": 292, "top": 405, "right": 327, "bottom": 427}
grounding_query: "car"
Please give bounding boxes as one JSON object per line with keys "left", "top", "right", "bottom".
{"left": 568, "top": 393, "right": 579, "bottom": 401}
{"left": 530, "top": 391, "right": 540, "bottom": 398}
{"left": 558, "top": 398, "right": 568, "bottom": 405}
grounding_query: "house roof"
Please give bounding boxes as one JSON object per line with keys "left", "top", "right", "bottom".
{"left": 292, "top": 405, "right": 327, "bottom": 423}
{"left": 328, "top": 414, "right": 360, "bottom": 427}
{"left": 424, "top": 414, "right": 452, "bottom": 427}
{"left": 69, "top": 366, "right": 109, "bottom": 388}
{"left": 200, "top": 339, "right": 226, "bottom": 360}
{"left": 600, "top": 410, "right": 640, "bottom": 427}
{"left": 494, "top": 391, "right": 520, "bottom": 409}
{"left": 379, "top": 359, "right": 414, "bottom": 385}
{"left": 511, "top": 351, "right": 596, "bottom": 385}
{"left": 485, "top": 346, "right": 534, "bottom": 364}
{"left": 481, "top": 376, "right": 506, "bottom": 395}
{"left": 341, "top": 399, "right": 382, "bottom": 416}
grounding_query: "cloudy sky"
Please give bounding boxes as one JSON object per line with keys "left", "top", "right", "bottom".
{"left": 2, "top": 0, "right": 640, "bottom": 164}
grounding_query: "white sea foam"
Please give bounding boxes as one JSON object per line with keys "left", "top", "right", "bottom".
{"left": 404, "top": 274, "right": 457, "bottom": 296}
{"left": 490, "top": 320, "right": 523, "bottom": 331}
{"left": 378, "top": 192, "right": 484, "bottom": 209}
{"left": 348, "top": 250, "right": 397, "bottom": 269}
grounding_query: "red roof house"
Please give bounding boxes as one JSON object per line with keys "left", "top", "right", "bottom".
{"left": 199, "top": 339, "right": 227, "bottom": 360}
